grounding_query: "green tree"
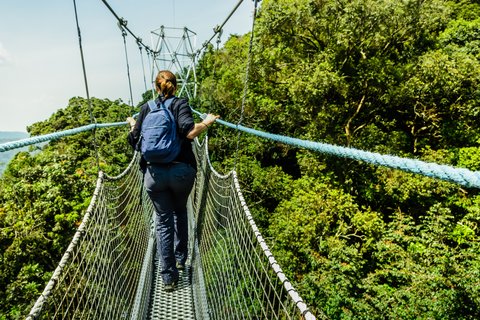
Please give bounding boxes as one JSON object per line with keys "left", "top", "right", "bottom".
{"left": 195, "top": 0, "right": 480, "bottom": 318}
{"left": 0, "top": 97, "right": 133, "bottom": 319}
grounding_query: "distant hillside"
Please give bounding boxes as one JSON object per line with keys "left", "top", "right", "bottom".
{"left": 0, "top": 131, "right": 29, "bottom": 176}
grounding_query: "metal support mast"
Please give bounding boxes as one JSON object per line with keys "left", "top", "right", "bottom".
{"left": 150, "top": 26, "right": 198, "bottom": 100}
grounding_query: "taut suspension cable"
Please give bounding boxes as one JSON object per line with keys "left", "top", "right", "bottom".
{"left": 148, "top": 50, "right": 156, "bottom": 99}
{"left": 118, "top": 20, "right": 135, "bottom": 108}
{"left": 206, "top": 29, "right": 223, "bottom": 113}
{"left": 215, "top": 28, "right": 223, "bottom": 53}
{"left": 234, "top": 0, "right": 259, "bottom": 168}
{"left": 196, "top": 0, "right": 245, "bottom": 58}
{"left": 72, "top": 0, "right": 100, "bottom": 171}
{"left": 137, "top": 39, "right": 148, "bottom": 93}
{"left": 100, "top": 0, "right": 154, "bottom": 53}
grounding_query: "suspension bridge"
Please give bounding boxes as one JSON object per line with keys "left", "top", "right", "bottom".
{"left": 1, "top": 0, "right": 480, "bottom": 319}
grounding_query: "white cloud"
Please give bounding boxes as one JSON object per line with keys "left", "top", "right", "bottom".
{"left": 0, "top": 42, "right": 11, "bottom": 65}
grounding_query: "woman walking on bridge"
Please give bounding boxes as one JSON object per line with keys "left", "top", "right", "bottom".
{"left": 127, "top": 70, "right": 219, "bottom": 292}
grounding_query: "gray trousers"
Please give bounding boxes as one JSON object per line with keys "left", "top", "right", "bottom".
{"left": 144, "top": 162, "right": 196, "bottom": 284}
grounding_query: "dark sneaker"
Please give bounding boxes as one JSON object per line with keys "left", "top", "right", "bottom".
{"left": 176, "top": 262, "right": 185, "bottom": 271}
{"left": 164, "top": 281, "right": 177, "bottom": 292}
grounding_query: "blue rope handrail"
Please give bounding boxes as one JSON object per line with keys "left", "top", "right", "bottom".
{"left": 191, "top": 108, "right": 480, "bottom": 189}
{"left": 0, "top": 122, "right": 127, "bottom": 153}
{"left": 2, "top": 112, "right": 479, "bottom": 189}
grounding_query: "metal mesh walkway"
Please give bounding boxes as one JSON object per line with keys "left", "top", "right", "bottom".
{"left": 148, "top": 197, "right": 197, "bottom": 320}
{"left": 148, "top": 261, "right": 195, "bottom": 319}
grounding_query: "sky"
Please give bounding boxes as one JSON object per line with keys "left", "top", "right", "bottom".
{"left": 0, "top": 0, "right": 256, "bottom": 132}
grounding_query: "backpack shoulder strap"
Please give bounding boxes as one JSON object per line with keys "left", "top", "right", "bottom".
{"left": 161, "top": 97, "right": 178, "bottom": 123}
{"left": 147, "top": 100, "right": 157, "bottom": 112}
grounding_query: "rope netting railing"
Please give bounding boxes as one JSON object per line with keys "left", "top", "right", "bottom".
{"left": 20, "top": 131, "right": 320, "bottom": 319}
{"left": 190, "top": 137, "right": 322, "bottom": 320}
{"left": 26, "top": 152, "right": 155, "bottom": 320}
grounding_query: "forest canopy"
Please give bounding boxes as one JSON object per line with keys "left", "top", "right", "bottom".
{"left": 197, "top": 0, "right": 480, "bottom": 318}
{"left": 1, "top": 0, "right": 479, "bottom": 319}
{"left": 0, "top": 97, "right": 135, "bottom": 318}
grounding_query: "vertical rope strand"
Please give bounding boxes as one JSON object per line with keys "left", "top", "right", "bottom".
{"left": 149, "top": 50, "right": 157, "bottom": 99}
{"left": 138, "top": 39, "right": 148, "bottom": 93}
{"left": 208, "top": 28, "right": 223, "bottom": 114}
{"left": 234, "top": 0, "right": 259, "bottom": 169}
{"left": 72, "top": 0, "right": 101, "bottom": 171}
{"left": 119, "top": 20, "right": 135, "bottom": 109}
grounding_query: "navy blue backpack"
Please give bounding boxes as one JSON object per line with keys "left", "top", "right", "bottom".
{"left": 140, "top": 97, "right": 181, "bottom": 163}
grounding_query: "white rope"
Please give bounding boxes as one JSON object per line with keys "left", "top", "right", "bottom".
{"left": 191, "top": 136, "right": 322, "bottom": 319}
{"left": 26, "top": 153, "right": 155, "bottom": 319}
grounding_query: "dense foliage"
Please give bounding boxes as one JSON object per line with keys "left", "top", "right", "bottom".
{"left": 1, "top": 0, "right": 480, "bottom": 319}
{"left": 0, "top": 97, "right": 134, "bottom": 319}
{"left": 196, "top": 0, "right": 480, "bottom": 318}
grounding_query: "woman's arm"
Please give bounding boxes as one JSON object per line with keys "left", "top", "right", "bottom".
{"left": 126, "top": 104, "right": 148, "bottom": 149}
{"left": 186, "top": 114, "right": 220, "bottom": 139}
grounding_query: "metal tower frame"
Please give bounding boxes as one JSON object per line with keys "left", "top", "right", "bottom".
{"left": 150, "top": 26, "right": 198, "bottom": 100}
